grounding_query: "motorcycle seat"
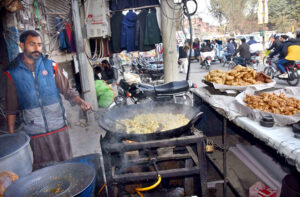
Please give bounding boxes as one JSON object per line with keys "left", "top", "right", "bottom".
{"left": 155, "top": 80, "right": 189, "bottom": 94}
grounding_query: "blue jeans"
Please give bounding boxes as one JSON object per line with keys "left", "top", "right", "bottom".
{"left": 222, "top": 52, "right": 232, "bottom": 61}
{"left": 234, "top": 57, "right": 246, "bottom": 66}
{"left": 276, "top": 58, "right": 289, "bottom": 73}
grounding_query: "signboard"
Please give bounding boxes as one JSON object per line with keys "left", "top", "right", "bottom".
{"left": 258, "top": 0, "right": 268, "bottom": 24}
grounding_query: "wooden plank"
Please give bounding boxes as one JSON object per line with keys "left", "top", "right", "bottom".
{"left": 184, "top": 159, "right": 194, "bottom": 195}
{"left": 186, "top": 145, "right": 199, "bottom": 166}
{"left": 112, "top": 167, "right": 201, "bottom": 183}
{"left": 105, "top": 135, "right": 204, "bottom": 153}
{"left": 207, "top": 136, "right": 261, "bottom": 197}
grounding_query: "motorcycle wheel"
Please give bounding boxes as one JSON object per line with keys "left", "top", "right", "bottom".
{"left": 287, "top": 69, "right": 300, "bottom": 86}
{"left": 114, "top": 95, "right": 127, "bottom": 106}
{"left": 229, "top": 62, "right": 236, "bottom": 70}
{"left": 174, "top": 93, "right": 193, "bottom": 106}
{"left": 264, "top": 66, "right": 275, "bottom": 79}
{"left": 263, "top": 56, "right": 268, "bottom": 67}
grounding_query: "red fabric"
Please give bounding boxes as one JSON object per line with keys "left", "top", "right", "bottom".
{"left": 53, "top": 62, "right": 58, "bottom": 77}
{"left": 30, "top": 126, "right": 68, "bottom": 139}
{"left": 4, "top": 71, "right": 14, "bottom": 84}
{"left": 65, "top": 23, "right": 72, "bottom": 43}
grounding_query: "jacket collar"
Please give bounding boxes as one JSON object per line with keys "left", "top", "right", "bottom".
{"left": 5, "top": 53, "right": 48, "bottom": 71}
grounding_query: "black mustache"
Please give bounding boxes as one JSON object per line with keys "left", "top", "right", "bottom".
{"left": 31, "top": 51, "right": 41, "bottom": 55}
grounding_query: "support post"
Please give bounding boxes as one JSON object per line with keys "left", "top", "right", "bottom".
{"left": 161, "top": 0, "right": 178, "bottom": 83}
{"left": 71, "top": 0, "right": 98, "bottom": 121}
{"left": 223, "top": 117, "right": 227, "bottom": 197}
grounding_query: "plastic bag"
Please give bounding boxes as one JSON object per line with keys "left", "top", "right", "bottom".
{"left": 0, "top": 171, "right": 18, "bottom": 197}
{"left": 95, "top": 80, "right": 114, "bottom": 108}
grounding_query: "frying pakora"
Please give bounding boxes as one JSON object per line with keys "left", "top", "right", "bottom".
{"left": 118, "top": 113, "right": 190, "bottom": 134}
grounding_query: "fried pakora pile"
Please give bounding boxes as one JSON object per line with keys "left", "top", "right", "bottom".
{"left": 244, "top": 92, "right": 300, "bottom": 115}
{"left": 204, "top": 65, "right": 272, "bottom": 86}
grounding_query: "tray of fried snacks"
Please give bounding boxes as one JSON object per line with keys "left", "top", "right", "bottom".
{"left": 233, "top": 87, "right": 300, "bottom": 126}
{"left": 203, "top": 65, "right": 276, "bottom": 92}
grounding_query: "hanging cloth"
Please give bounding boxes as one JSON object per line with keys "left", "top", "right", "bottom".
{"left": 110, "top": 11, "right": 124, "bottom": 53}
{"left": 135, "top": 9, "right": 155, "bottom": 52}
{"left": 4, "top": 27, "right": 19, "bottom": 62}
{"left": 121, "top": 11, "right": 137, "bottom": 52}
{"left": 144, "top": 8, "right": 162, "bottom": 45}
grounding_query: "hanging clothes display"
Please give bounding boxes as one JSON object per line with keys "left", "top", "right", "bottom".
{"left": 109, "top": 0, "right": 159, "bottom": 11}
{"left": 110, "top": 11, "right": 124, "bottom": 53}
{"left": 121, "top": 10, "right": 137, "bottom": 52}
{"left": 144, "top": 8, "right": 162, "bottom": 46}
{"left": 135, "top": 9, "right": 155, "bottom": 52}
{"left": 4, "top": 27, "right": 19, "bottom": 62}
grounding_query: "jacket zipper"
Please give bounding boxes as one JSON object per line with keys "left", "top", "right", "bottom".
{"left": 32, "top": 72, "right": 50, "bottom": 132}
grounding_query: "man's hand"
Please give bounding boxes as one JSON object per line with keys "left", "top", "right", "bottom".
{"left": 80, "top": 100, "right": 93, "bottom": 111}
{"left": 7, "top": 115, "right": 16, "bottom": 133}
{"left": 73, "top": 96, "right": 93, "bottom": 112}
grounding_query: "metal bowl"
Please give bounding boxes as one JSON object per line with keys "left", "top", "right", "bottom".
{"left": 4, "top": 163, "right": 96, "bottom": 197}
{"left": 0, "top": 133, "right": 32, "bottom": 176}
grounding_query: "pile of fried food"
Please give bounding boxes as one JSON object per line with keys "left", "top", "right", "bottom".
{"left": 118, "top": 113, "right": 190, "bottom": 134}
{"left": 244, "top": 92, "right": 300, "bottom": 116}
{"left": 205, "top": 65, "right": 272, "bottom": 86}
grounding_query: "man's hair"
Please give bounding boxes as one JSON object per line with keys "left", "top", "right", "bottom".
{"left": 281, "top": 35, "right": 289, "bottom": 40}
{"left": 241, "top": 38, "right": 246, "bottom": 43}
{"left": 101, "top": 59, "right": 109, "bottom": 65}
{"left": 250, "top": 36, "right": 254, "bottom": 40}
{"left": 94, "top": 66, "right": 101, "bottom": 72}
{"left": 20, "top": 30, "right": 41, "bottom": 43}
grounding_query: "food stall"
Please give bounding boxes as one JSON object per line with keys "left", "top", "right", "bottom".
{"left": 192, "top": 66, "right": 300, "bottom": 196}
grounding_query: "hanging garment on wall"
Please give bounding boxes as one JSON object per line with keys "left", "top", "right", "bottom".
{"left": 135, "top": 9, "right": 155, "bottom": 52}
{"left": 4, "top": 27, "right": 19, "bottom": 62}
{"left": 144, "top": 8, "right": 162, "bottom": 45}
{"left": 56, "top": 18, "right": 68, "bottom": 51}
{"left": 121, "top": 10, "right": 137, "bottom": 52}
{"left": 109, "top": 0, "right": 159, "bottom": 11}
{"left": 110, "top": 11, "right": 124, "bottom": 53}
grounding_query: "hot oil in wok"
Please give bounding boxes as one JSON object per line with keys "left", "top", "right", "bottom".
{"left": 117, "top": 113, "right": 190, "bottom": 134}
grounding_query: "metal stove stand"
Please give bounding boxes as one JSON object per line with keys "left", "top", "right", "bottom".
{"left": 100, "top": 128, "right": 207, "bottom": 197}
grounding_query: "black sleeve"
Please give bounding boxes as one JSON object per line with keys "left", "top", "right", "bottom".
{"left": 267, "top": 42, "right": 275, "bottom": 51}
{"left": 269, "top": 44, "right": 282, "bottom": 58}
{"left": 233, "top": 46, "right": 241, "bottom": 56}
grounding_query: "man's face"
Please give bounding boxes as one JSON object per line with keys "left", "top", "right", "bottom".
{"left": 20, "top": 35, "right": 42, "bottom": 60}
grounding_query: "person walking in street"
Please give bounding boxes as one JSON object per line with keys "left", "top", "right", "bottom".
{"left": 233, "top": 38, "right": 251, "bottom": 66}
{"left": 178, "top": 44, "right": 189, "bottom": 73}
{"left": 4, "top": 30, "right": 92, "bottom": 169}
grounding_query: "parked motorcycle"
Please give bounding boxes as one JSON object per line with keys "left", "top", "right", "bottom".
{"left": 114, "top": 79, "right": 196, "bottom": 106}
{"left": 131, "top": 57, "right": 164, "bottom": 82}
{"left": 264, "top": 58, "right": 300, "bottom": 86}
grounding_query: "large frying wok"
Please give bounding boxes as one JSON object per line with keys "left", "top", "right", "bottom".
{"left": 4, "top": 163, "right": 95, "bottom": 197}
{"left": 98, "top": 103, "right": 202, "bottom": 141}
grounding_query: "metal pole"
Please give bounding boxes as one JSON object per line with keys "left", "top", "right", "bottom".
{"left": 186, "top": 15, "right": 192, "bottom": 81}
{"left": 223, "top": 117, "right": 227, "bottom": 197}
{"left": 262, "top": 0, "right": 265, "bottom": 50}
{"left": 71, "top": 0, "right": 96, "bottom": 121}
